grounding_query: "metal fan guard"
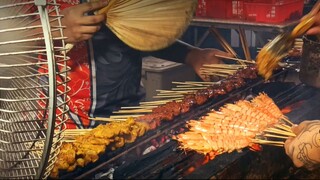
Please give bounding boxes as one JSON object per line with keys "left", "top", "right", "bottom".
{"left": 0, "top": 0, "right": 70, "bottom": 179}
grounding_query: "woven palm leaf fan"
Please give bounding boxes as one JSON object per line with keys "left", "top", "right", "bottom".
{"left": 69, "top": 0, "right": 197, "bottom": 51}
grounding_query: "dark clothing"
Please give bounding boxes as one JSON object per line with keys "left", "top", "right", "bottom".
{"left": 90, "top": 24, "right": 191, "bottom": 120}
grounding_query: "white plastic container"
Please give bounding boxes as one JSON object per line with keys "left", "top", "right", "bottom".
{"left": 141, "top": 56, "right": 197, "bottom": 101}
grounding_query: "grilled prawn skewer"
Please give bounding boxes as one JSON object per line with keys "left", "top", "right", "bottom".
{"left": 175, "top": 93, "right": 295, "bottom": 158}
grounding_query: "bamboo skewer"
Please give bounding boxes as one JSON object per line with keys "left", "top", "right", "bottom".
{"left": 215, "top": 54, "right": 256, "bottom": 64}
{"left": 202, "top": 64, "right": 245, "bottom": 69}
{"left": 263, "top": 128, "right": 296, "bottom": 137}
{"left": 156, "top": 90, "right": 193, "bottom": 93}
{"left": 200, "top": 72, "right": 229, "bottom": 77}
{"left": 139, "top": 98, "right": 182, "bottom": 105}
{"left": 209, "top": 27, "right": 240, "bottom": 61}
{"left": 89, "top": 117, "right": 130, "bottom": 122}
{"left": 61, "top": 139, "right": 76, "bottom": 143}
{"left": 262, "top": 133, "right": 291, "bottom": 139}
{"left": 184, "top": 81, "right": 219, "bottom": 85}
{"left": 171, "top": 81, "right": 217, "bottom": 86}
{"left": 253, "top": 139, "right": 285, "bottom": 146}
{"left": 110, "top": 115, "right": 142, "bottom": 119}
{"left": 282, "top": 116, "right": 294, "bottom": 126}
{"left": 238, "top": 27, "right": 253, "bottom": 62}
{"left": 274, "top": 124, "right": 293, "bottom": 133}
{"left": 200, "top": 68, "right": 237, "bottom": 74}
{"left": 113, "top": 109, "right": 153, "bottom": 114}
{"left": 153, "top": 94, "right": 183, "bottom": 98}
{"left": 171, "top": 87, "right": 211, "bottom": 90}
{"left": 175, "top": 83, "right": 211, "bottom": 87}
{"left": 175, "top": 84, "right": 210, "bottom": 88}
{"left": 120, "top": 106, "right": 157, "bottom": 109}
{"left": 200, "top": 67, "right": 238, "bottom": 71}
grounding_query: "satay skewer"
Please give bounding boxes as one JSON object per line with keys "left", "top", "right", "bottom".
{"left": 155, "top": 93, "right": 192, "bottom": 98}
{"left": 202, "top": 64, "right": 245, "bottom": 68}
{"left": 252, "top": 139, "right": 285, "bottom": 146}
{"left": 110, "top": 115, "right": 142, "bottom": 118}
{"left": 153, "top": 95, "right": 185, "bottom": 98}
{"left": 156, "top": 90, "right": 193, "bottom": 93}
{"left": 200, "top": 68, "right": 237, "bottom": 74}
{"left": 263, "top": 128, "right": 296, "bottom": 137}
{"left": 281, "top": 116, "right": 294, "bottom": 126}
{"left": 200, "top": 72, "right": 230, "bottom": 77}
{"left": 184, "top": 81, "right": 219, "bottom": 85}
{"left": 215, "top": 54, "right": 256, "bottom": 64}
{"left": 262, "top": 133, "right": 291, "bottom": 139}
{"left": 89, "top": 117, "right": 130, "bottom": 122}
{"left": 274, "top": 124, "right": 293, "bottom": 132}
{"left": 200, "top": 67, "right": 238, "bottom": 71}
{"left": 171, "top": 87, "right": 209, "bottom": 90}
{"left": 121, "top": 106, "right": 157, "bottom": 109}
{"left": 113, "top": 109, "right": 153, "bottom": 114}
{"left": 139, "top": 98, "right": 182, "bottom": 105}
{"left": 171, "top": 81, "right": 215, "bottom": 86}
{"left": 175, "top": 84, "right": 212, "bottom": 87}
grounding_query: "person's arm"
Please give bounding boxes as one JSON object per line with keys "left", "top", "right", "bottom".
{"left": 302, "top": 1, "right": 320, "bottom": 36}
{"left": 59, "top": 1, "right": 108, "bottom": 43}
{"left": 148, "top": 42, "right": 232, "bottom": 81}
{"left": 284, "top": 120, "right": 320, "bottom": 170}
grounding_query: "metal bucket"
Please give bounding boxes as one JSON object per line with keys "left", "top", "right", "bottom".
{"left": 299, "top": 35, "right": 320, "bottom": 88}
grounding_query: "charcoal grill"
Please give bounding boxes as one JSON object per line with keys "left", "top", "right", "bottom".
{"left": 58, "top": 65, "right": 320, "bottom": 179}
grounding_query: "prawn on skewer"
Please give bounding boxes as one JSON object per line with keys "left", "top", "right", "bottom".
{"left": 175, "top": 93, "right": 294, "bottom": 159}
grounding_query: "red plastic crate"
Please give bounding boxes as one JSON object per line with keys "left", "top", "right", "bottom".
{"left": 244, "top": 0, "right": 305, "bottom": 23}
{"left": 196, "top": 0, "right": 244, "bottom": 20}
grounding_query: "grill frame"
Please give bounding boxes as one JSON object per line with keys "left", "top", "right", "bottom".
{"left": 58, "top": 69, "right": 318, "bottom": 179}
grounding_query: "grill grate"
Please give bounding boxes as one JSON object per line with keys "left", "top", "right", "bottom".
{"left": 60, "top": 69, "right": 320, "bottom": 179}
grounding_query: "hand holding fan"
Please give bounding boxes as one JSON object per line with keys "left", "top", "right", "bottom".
{"left": 66, "top": 0, "right": 197, "bottom": 52}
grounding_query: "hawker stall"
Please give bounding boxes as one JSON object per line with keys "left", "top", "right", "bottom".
{"left": 1, "top": 0, "right": 320, "bottom": 180}
{"left": 54, "top": 66, "right": 320, "bottom": 179}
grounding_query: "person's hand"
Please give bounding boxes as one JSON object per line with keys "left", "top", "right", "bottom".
{"left": 185, "top": 48, "right": 233, "bottom": 81}
{"left": 61, "top": 1, "right": 108, "bottom": 43}
{"left": 284, "top": 120, "right": 320, "bottom": 170}
{"left": 303, "top": 1, "right": 320, "bottom": 35}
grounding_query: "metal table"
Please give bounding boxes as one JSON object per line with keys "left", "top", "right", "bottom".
{"left": 191, "top": 18, "right": 299, "bottom": 32}
{"left": 189, "top": 18, "right": 300, "bottom": 60}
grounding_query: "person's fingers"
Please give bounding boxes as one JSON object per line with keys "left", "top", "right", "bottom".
{"left": 65, "top": 32, "right": 93, "bottom": 43}
{"left": 292, "top": 160, "right": 304, "bottom": 168}
{"left": 292, "top": 120, "right": 313, "bottom": 134}
{"left": 301, "top": 1, "right": 320, "bottom": 21}
{"left": 306, "top": 25, "right": 320, "bottom": 35}
{"left": 78, "top": 25, "right": 102, "bottom": 34}
{"left": 77, "top": 0, "right": 109, "bottom": 14}
{"left": 199, "top": 74, "right": 211, "bottom": 82}
{"left": 214, "top": 49, "right": 234, "bottom": 58}
{"left": 284, "top": 137, "right": 294, "bottom": 157}
{"left": 309, "top": 1, "right": 320, "bottom": 16}
{"left": 291, "top": 124, "right": 300, "bottom": 135}
{"left": 76, "top": 34, "right": 94, "bottom": 42}
{"left": 79, "top": 14, "right": 106, "bottom": 25}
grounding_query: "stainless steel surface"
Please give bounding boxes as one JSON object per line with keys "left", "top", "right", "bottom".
{"left": 0, "top": 0, "right": 69, "bottom": 179}
{"left": 299, "top": 35, "right": 320, "bottom": 88}
{"left": 191, "top": 18, "right": 300, "bottom": 32}
{"left": 190, "top": 18, "right": 300, "bottom": 50}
